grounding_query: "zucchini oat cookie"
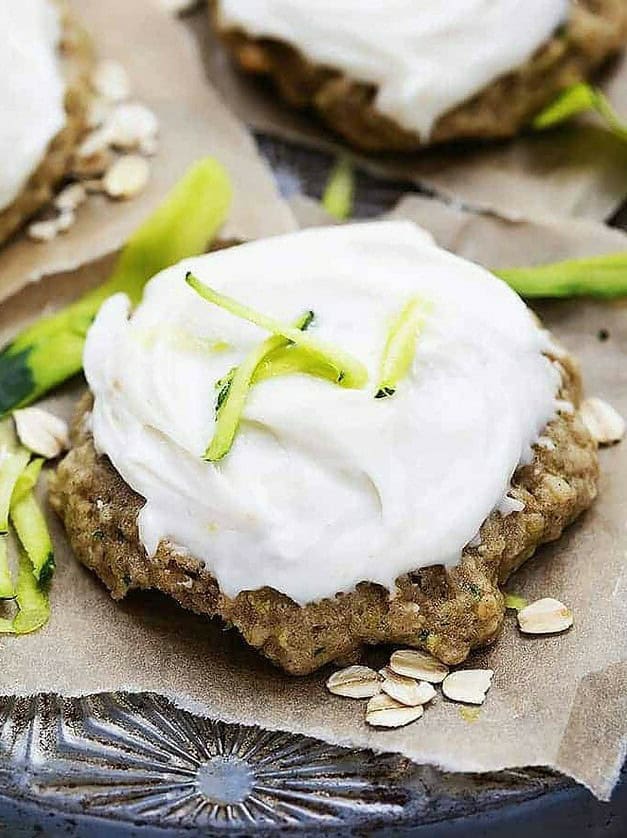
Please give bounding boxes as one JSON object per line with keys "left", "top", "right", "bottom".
{"left": 51, "top": 363, "right": 597, "bottom": 676}
{"left": 212, "top": 0, "right": 627, "bottom": 152}
{"left": 0, "top": 0, "right": 92, "bottom": 246}
{"left": 49, "top": 223, "right": 599, "bottom": 676}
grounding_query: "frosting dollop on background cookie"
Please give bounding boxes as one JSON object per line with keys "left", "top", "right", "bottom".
{"left": 0, "top": 0, "right": 66, "bottom": 211}
{"left": 216, "top": 0, "right": 568, "bottom": 138}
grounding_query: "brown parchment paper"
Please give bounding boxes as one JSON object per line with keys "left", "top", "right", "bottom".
{"left": 193, "top": 8, "right": 627, "bottom": 223}
{"left": 0, "top": 205, "right": 625, "bottom": 800}
{"left": 0, "top": 0, "right": 295, "bottom": 306}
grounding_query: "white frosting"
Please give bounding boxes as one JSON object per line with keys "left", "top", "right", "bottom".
{"left": 0, "top": 0, "right": 66, "bottom": 212}
{"left": 84, "top": 222, "right": 561, "bottom": 605}
{"left": 216, "top": 0, "right": 569, "bottom": 138}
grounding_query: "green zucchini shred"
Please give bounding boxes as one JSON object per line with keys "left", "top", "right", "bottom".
{"left": 0, "top": 421, "right": 30, "bottom": 598}
{"left": 322, "top": 157, "right": 355, "bottom": 221}
{"left": 11, "top": 457, "right": 44, "bottom": 505}
{"left": 0, "top": 428, "right": 30, "bottom": 533}
{"left": 253, "top": 345, "right": 340, "bottom": 385}
{"left": 495, "top": 252, "right": 627, "bottom": 299}
{"left": 186, "top": 274, "right": 368, "bottom": 389}
{"left": 504, "top": 593, "right": 528, "bottom": 612}
{"left": 12, "top": 550, "right": 50, "bottom": 635}
{"left": 10, "top": 478, "right": 55, "bottom": 585}
{"left": 375, "top": 297, "right": 430, "bottom": 399}
{"left": 206, "top": 311, "right": 315, "bottom": 461}
{"left": 0, "top": 452, "right": 54, "bottom": 632}
{"left": 533, "top": 82, "right": 627, "bottom": 142}
{"left": 0, "top": 540, "right": 14, "bottom": 600}
{"left": 215, "top": 367, "right": 237, "bottom": 416}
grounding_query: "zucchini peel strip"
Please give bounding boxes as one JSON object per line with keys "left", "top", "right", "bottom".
{"left": 494, "top": 252, "right": 627, "bottom": 300}
{"left": 10, "top": 458, "right": 54, "bottom": 586}
{"left": 0, "top": 422, "right": 30, "bottom": 598}
{"left": 322, "top": 157, "right": 355, "bottom": 221}
{"left": 533, "top": 83, "right": 627, "bottom": 142}
{"left": 207, "top": 311, "right": 315, "bottom": 461}
{"left": 504, "top": 593, "right": 528, "bottom": 612}
{"left": 0, "top": 426, "right": 54, "bottom": 633}
{"left": 186, "top": 273, "right": 368, "bottom": 390}
{"left": 11, "top": 550, "right": 50, "bottom": 635}
{"left": 376, "top": 297, "right": 430, "bottom": 399}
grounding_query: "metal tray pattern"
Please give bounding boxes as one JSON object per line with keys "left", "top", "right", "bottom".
{"left": 0, "top": 692, "right": 565, "bottom": 834}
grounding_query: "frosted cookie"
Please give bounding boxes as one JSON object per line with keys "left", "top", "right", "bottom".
{"left": 212, "top": 0, "right": 627, "bottom": 151}
{"left": 0, "top": 0, "right": 92, "bottom": 246}
{"left": 50, "top": 223, "right": 598, "bottom": 674}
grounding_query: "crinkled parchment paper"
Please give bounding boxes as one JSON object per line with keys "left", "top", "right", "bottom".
{"left": 0, "top": 201, "right": 625, "bottom": 799}
{"left": 193, "top": 8, "right": 627, "bottom": 222}
{"left": 0, "top": 0, "right": 295, "bottom": 305}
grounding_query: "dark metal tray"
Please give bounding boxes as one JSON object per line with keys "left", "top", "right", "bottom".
{"left": 0, "top": 692, "right": 624, "bottom": 836}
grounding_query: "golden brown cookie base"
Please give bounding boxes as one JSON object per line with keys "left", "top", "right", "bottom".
{"left": 50, "top": 345, "right": 598, "bottom": 676}
{"left": 213, "top": 0, "right": 627, "bottom": 152}
{"left": 0, "top": 2, "right": 93, "bottom": 246}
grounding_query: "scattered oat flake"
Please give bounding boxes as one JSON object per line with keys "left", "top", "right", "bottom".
{"left": 78, "top": 127, "right": 112, "bottom": 159}
{"left": 442, "top": 669, "right": 493, "bottom": 705}
{"left": 381, "top": 671, "right": 420, "bottom": 706}
{"left": 54, "top": 183, "right": 87, "bottom": 212}
{"left": 580, "top": 397, "right": 625, "bottom": 446}
{"left": 389, "top": 649, "right": 449, "bottom": 683}
{"left": 107, "top": 103, "right": 158, "bottom": 150}
{"left": 27, "top": 209, "right": 75, "bottom": 241}
{"left": 381, "top": 670, "right": 436, "bottom": 707}
{"left": 103, "top": 155, "right": 150, "bottom": 200}
{"left": 78, "top": 125, "right": 111, "bottom": 159}
{"left": 91, "top": 59, "right": 130, "bottom": 102}
{"left": 14, "top": 408, "right": 70, "bottom": 459}
{"left": 27, "top": 219, "right": 59, "bottom": 242}
{"left": 365, "top": 693, "right": 423, "bottom": 728}
{"left": 55, "top": 210, "right": 76, "bottom": 234}
{"left": 517, "top": 597, "right": 573, "bottom": 635}
{"left": 326, "top": 666, "right": 382, "bottom": 699}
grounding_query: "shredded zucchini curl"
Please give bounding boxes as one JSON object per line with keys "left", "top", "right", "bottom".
{"left": 376, "top": 297, "right": 430, "bottom": 399}
{"left": 0, "top": 420, "right": 56, "bottom": 634}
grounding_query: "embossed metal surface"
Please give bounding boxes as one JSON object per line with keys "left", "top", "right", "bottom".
{"left": 1, "top": 692, "right": 417, "bottom": 829}
{"left": 0, "top": 691, "right": 566, "bottom": 835}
